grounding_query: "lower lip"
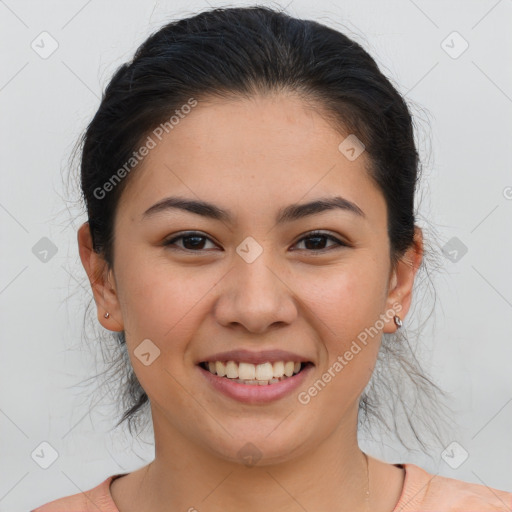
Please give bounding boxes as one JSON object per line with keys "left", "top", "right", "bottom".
{"left": 197, "top": 364, "right": 314, "bottom": 404}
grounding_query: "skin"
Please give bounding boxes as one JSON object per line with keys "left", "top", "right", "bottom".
{"left": 78, "top": 91, "right": 423, "bottom": 512}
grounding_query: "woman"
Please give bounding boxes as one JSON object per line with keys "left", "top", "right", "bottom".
{"left": 32, "top": 5, "right": 512, "bottom": 511}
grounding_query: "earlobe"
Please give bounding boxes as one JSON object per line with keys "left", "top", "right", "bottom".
{"left": 77, "top": 222, "right": 124, "bottom": 332}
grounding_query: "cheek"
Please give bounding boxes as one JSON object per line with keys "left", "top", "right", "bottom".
{"left": 113, "top": 256, "right": 208, "bottom": 408}
{"left": 114, "top": 250, "right": 223, "bottom": 362}
{"left": 298, "top": 252, "right": 387, "bottom": 328}
{"left": 294, "top": 252, "right": 388, "bottom": 378}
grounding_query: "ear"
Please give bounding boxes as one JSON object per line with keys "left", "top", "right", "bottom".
{"left": 382, "top": 226, "right": 423, "bottom": 333}
{"left": 77, "top": 222, "right": 124, "bottom": 332}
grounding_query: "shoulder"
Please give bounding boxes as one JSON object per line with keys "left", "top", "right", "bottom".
{"left": 396, "top": 462, "right": 512, "bottom": 511}
{"left": 30, "top": 473, "right": 126, "bottom": 512}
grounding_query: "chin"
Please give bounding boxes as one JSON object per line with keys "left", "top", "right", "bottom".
{"left": 202, "top": 423, "right": 312, "bottom": 467}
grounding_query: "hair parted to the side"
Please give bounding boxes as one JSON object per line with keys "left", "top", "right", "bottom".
{"left": 69, "top": 5, "right": 456, "bottom": 454}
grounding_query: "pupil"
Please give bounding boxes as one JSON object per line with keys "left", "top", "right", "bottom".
{"left": 184, "top": 236, "right": 204, "bottom": 249}
{"left": 306, "top": 236, "right": 325, "bottom": 250}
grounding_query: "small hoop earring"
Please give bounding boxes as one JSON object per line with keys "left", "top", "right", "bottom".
{"left": 104, "top": 312, "right": 110, "bottom": 319}
{"left": 393, "top": 315, "right": 402, "bottom": 328}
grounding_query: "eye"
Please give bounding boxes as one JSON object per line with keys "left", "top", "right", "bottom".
{"left": 163, "top": 232, "right": 218, "bottom": 252}
{"left": 163, "top": 231, "right": 349, "bottom": 252}
{"left": 163, "top": 230, "right": 349, "bottom": 253}
{"left": 293, "top": 230, "right": 349, "bottom": 252}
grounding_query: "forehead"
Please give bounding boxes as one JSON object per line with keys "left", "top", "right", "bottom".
{"left": 117, "top": 93, "right": 386, "bottom": 225}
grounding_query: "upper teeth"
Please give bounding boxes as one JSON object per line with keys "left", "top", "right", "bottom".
{"left": 206, "top": 361, "right": 302, "bottom": 380}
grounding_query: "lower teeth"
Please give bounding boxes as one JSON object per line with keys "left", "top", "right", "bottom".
{"left": 220, "top": 375, "right": 293, "bottom": 385}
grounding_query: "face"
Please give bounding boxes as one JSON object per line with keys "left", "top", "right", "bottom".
{"left": 79, "top": 92, "right": 421, "bottom": 465}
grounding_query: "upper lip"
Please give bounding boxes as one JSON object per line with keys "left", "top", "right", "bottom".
{"left": 197, "top": 349, "right": 313, "bottom": 365}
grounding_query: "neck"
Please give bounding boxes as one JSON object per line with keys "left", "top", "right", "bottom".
{"left": 133, "top": 405, "right": 371, "bottom": 512}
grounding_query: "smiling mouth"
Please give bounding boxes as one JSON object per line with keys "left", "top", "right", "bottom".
{"left": 198, "top": 360, "right": 313, "bottom": 385}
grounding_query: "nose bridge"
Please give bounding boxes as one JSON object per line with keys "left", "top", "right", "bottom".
{"left": 214, "top": 235, "right": 296, "bottom": 332}
{"left": 234, "top": 234, "right": 284, "bottom": 302}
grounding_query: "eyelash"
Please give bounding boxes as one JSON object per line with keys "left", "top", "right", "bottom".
{"left": 162, "top": 230, "right": 349, "bottom": 253}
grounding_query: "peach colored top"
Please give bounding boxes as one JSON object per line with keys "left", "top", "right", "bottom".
{"left": 31, "top": 463, "right": 512, "bottom": 511}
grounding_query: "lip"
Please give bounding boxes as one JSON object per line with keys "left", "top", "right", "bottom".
{"left": 197, "top": 348, "right": 313, "bottom": 365}
{"left": 197, "top": 362, "right": 314, "bottom": 404}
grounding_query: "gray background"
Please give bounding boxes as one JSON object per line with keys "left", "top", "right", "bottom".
{"left": 1, "top": 0, "right": 511, "bottom": 510}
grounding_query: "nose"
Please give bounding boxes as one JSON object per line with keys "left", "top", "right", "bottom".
{"left": 213, "top": 250, "right": 298, "bottom": 334}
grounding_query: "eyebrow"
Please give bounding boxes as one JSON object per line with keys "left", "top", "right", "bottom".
{"left": 142, "top": 195, "right": 365, "bottom": 224}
